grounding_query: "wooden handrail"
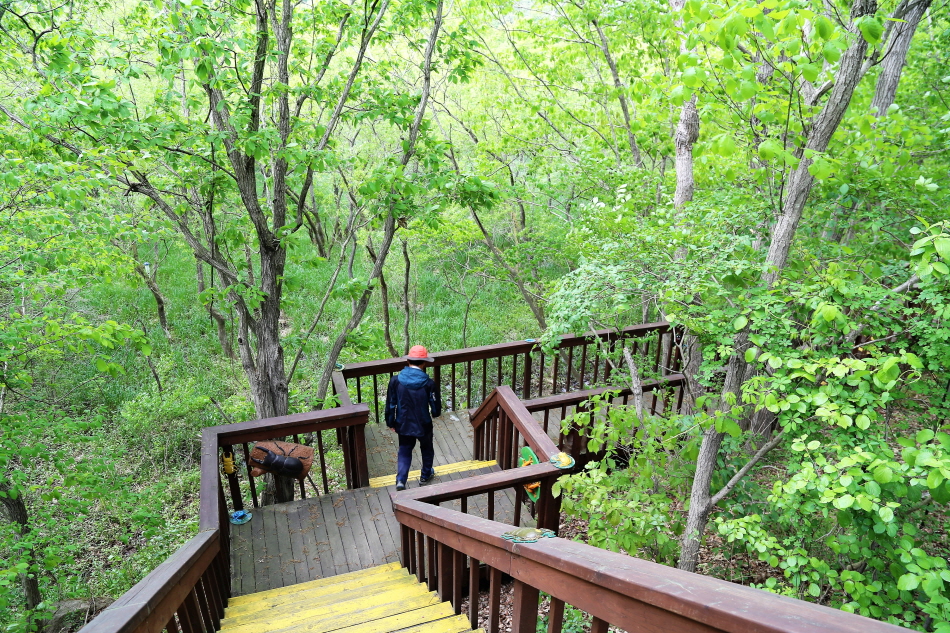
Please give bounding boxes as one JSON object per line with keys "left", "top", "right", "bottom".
{"left": 494, "top": 386, "right": 559, "bottom": 460}
{"left": 393, "top": 472, "right": 904, "bottom": 633}
{"left": 80, "top": 531, "right": 222, "bottom": 633}
{"left": 469, "top": 389, "right": 499, "bottom": 430}
{"left": 331, "top": 371, "right": 353, "bottom": 406}
{"left": 522, "top": 373, "right": 686, "bottom": 412}
{"left": 213, "top": 404, "right": 368, "bottom": 445}
{"left": 340, "top": 322, "right": 673, "bottom": 379}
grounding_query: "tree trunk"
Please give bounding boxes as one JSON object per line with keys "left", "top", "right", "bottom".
{"left": 402, "top": 240, "right": 411, "bottom": 355}
{"left": 0, "top": 483, "right": 43, "bottom": 619}
{"left": 871, "top": 0, "right": 932, "bottom": 116}
{"left": 367, "top": 240, "right": 399, "bottom": 357}
{"left": 592, "top": 19, "right": 643, "bottom": 168}
{"left": 135, "top": 262, "right": 172, "bottom": 341}
{"left": 678, "top": 0, "right": 881, "bottom": 571}
{"left": 195, "top": 260, "right": 234, "bottom": 359}
{"left": 673, "top": 96, "right": 699, "bottom": 209}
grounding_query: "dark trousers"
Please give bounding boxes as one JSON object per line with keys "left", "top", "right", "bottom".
{"left": 397, "top": 430, "right": 434, "bottom": 484}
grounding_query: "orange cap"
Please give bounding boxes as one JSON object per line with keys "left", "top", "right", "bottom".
{"left": 407, "top": 345, "right": 434, "bottom": 363}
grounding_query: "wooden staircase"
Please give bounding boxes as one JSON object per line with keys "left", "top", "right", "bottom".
{"left": 219, "top": 563, "right": 482, "bottom": 633}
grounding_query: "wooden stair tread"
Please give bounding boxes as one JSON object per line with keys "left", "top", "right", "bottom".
{"left": 220, "top": 564, "right": 481, "bottom": 633}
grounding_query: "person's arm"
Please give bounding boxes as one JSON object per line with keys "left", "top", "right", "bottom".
{"left": 428, "top": 377, "right": 441, "bottom": 418}
{"left": 385, "top": 376, "right": 399, "bottom": 429}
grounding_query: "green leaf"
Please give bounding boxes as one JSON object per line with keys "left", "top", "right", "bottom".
{"left": 833, "top": 494, "right": 854, "bottom": 509}
{"left": 858, "top": 17, "right": 884, "bottom": 44}
{"left": 935, "top": 237, "right": 950, "bottom": 261}
{"left": 873, "top": 466, "right": 893, "bottom": 484}
{"left": 733, "top": 315, "right": 748, "bottom": 331}
{"left": 758, "top": 139, "right": 782, "bottom": 160}
{"left": 879, "top": 506, "right": 894, "bottom": 522}
{"left": 897, "top": 573, "right": 920, "bottom": 591}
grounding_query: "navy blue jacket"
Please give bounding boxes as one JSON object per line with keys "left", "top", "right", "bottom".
{"left": 385, "top": 366, "right": 441, "bottom": 437}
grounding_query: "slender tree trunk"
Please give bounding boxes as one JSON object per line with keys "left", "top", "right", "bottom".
{"left": 592, "top": 19, "right": 643, "bottom": 167}
{"left": 134, "top": 264, "right": 172, "bottom": 340}
{"left": 195, "top": 260, "right": 234, "bottom": 359}
{"left": 402, "top": 240, "right": 411, "bottom": 354}
{"left": 871, "top": 0, "right": 932, "bottom": 116}
{"left": 0, "top": 482, "right": 42, "bottom": 619}
{"left": 367, "top": 240, "right": 399, "bottom": 357}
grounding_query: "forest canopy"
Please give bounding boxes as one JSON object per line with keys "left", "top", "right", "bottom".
{"left": 0, "top": 0, "right": 947, "bottom": 629}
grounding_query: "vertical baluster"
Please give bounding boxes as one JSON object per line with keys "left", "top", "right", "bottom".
{"left": 356, "top": 376, "right": 362, "bottom": 403}
{"left": 543, "top": 409, "right": 550, "bottom": 434}
{"left": 434, "top": 365, "right": 442, "bottom": 409}
{"left": 514, "top": 485, "right": 523, "bottom": 527}
{"left": 538, "top": 352, "right": 545, "bottom": 398}
{"left": 317, "top": 431, "right": 329, "bottom": 494}
{"left": 512, "top": 353, "right": 518, "bottom": 391}
{"left": 591, "top": 617, "right": 609, "bottom": 633}
{"left": 488, "top": 567, "right": 502, "bottom": 633}
{"left": 177, "top": 591, "right": 203, "bottom": 633}
{"left": 193, "top": 582, "right": 214, "bottom": 633}
{"left": 579, "top": 343, "right": 588, "bottom": 388}
{"left": 451, "top": 363, "right": 457, "bottom": 411}
{"left": 469, "top": 556, "right": 480, "bottom": 630}
{"left": 416, "top": 531, "right": 426, "bottom": 584}
{"left": 604, "top": 338, "right": 614, "bottom": 383}
{"left": 202, "top": 569, "right": 224, "bottom": 631}
{"left": 466, "top": 360, "right": 472, "bottom": 408}
{"left": 372, "top": 374, "right": 379, "bottom": 422}
{"left": 427, "top": 535, "right": 438, "bottom": 591}
{"left": 292, "top": 435, "right": 306, "bottom": 499}
{"left": 547, "top": 598, "right": 565, "bottom": 633}
{"left": 461, "top": 495, "right": 468, "bottom": 514}
{"left": 552, "top": 353, "right": 560, "bottom": 394}
{"left": 664, "top": 331, "right": 675, "bottom": 376}
{"left": 565, "top": 346, "right": 574, "bottom": 391}
{"left": 499, "top": 411, "right": 510, "bottom": 469}
{"left": 438, "top": 542, "right": 453, "bottom": 603}
{"left": 401, "top": 525, "right": 412, "bottom": 571}
{"left": 221, "top": 444, "right": 244, "bottom": 512}
{"left": 511, "top": 580, "right": 540, "bottom": 633}
{"left": 654, "top": 331, "right": 663, "bottom": 373}
{"left": 676, "top": 383, "right": 685, "bottom": 412}
{"left": 522, "top": 351, "right": 532, "bottom": 399}
{"left": 481, "top": 359, "right": 487, "bottom": 401}
{"left": 487, "top": 489, "right": 495, "bottom": 520}
{"left": 591, "top": 339, "right": 600, "bottom": 385}
{"left": 453, "top": 549, "right": 464, "bottom": 615}
{"left": 496, "top": 356, "right": 502, "bottom": 390}
{"left": 241, "top": 443, "right": 258, "bottom": 508}
{"left": 165, "top": 616, "right": 181, "bottom": 633}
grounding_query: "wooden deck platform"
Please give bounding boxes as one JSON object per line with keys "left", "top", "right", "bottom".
{"left": 229, "top": 415, "right": 535, "bottom": 597}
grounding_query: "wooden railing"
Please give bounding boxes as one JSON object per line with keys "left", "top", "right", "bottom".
{"left": 333, "top": 322, "right": 683, "bottom": 423}
{"left": 390, "top": 388, "right": 905, "bottom": 633}
{"left": 79, "top": 404, "right": 371, "bottom": 633}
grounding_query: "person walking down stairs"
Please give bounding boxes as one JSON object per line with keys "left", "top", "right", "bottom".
{"left": 385, "top": 345, "right": 441, "bottom": 491}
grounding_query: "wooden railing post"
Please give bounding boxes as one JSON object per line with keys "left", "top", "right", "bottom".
{"left": 511, "top": 580, "right": 540, "bottom": 633}
{"left": 220, "top": 443, "right": 244, "bottom": 512}
{"left": 352, "top": 422, "right": 369, "bottom": 488}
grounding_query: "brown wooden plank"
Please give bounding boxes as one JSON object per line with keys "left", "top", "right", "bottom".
{"left": 262, "top": 507, "right": 285, "bottom": 591}
{"left": 299, "top": 497, "right": 333, "bottom": 580}
{"left": 342, "top": 489, "right": 380, "bottom": 569}
{"left": 366, "top": 488, "right": 400, "bottom": 564}
{"left": 246, "top": 499, "right": 268, "bottom": 594}
{"left": 285, "top": 501, "right": 312, "bottom": 586}
{"left": 272, "top": 505, "right": 298, "bottom": 589}
{"left": 328, "top": 493, "right": 361, "bottom": 573}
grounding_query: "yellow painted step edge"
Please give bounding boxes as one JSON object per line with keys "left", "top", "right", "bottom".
{"left": 390, "top": 614, "right": 475, "bottom": 633}
{"left": 227, "top": 562, "right": 402, "bottom": 607}
{"left": 267, "top": 591, "right": 443, "bottom": 633}
{"left": 369, "top": 460, "right": 497, "bottom": 488}
{"left": 317, "top": 602, "right": 455, "bottom": 633}
{"left": 223, "top": 569, "right": 411, "bottom": 618}
{"left": 223, "top": 583, "right": 433, "bottom": 633}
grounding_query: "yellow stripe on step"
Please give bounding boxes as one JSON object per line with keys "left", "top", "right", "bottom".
{"left": 267, "top": 590, "right": 444, "bottom": 633}
{"left": 319, "top": 602, "right": 455, "bottom": 633}
{"left": 222, "top": 583, "right": 433, "bottom": 633}
{"left": 226, "top": 562, "right": 402, "bottom": 607}
{"left": 222, "top": 571, "right": 413, "bottom": 620}
{"left": 369, "top": 460, "right": 497, "bottom": 488}
{"left": 385, "top": 614, "right": 476, "bottom": 633}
